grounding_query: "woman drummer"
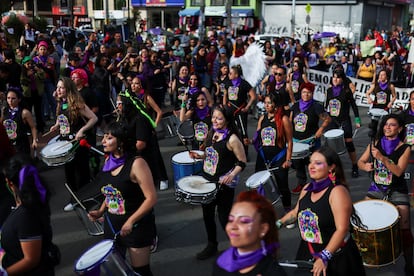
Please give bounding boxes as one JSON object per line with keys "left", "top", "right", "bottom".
{"left": 365, "top": 69, "right": 396, "bottom": 112}
{"left": 89, "top": 121, "right": 157, "bottom": 276}
{"left": 402, "top": 91, "right": 414, "bottom": 146}
{"left": 49, "top": 77, "right": 98, "bottom": 211}
{"left": 290, "top": 82, "right": 331, "bottom": 194}
{"left": 189, "top": 105, "right": 247, "bottom": 260}
{"left": 358, "top": 114, "right": 414, "bottom": 274}
{"left": 253, "top": 93, "right": 293, "bottom": 214}
{"left": 179, "top": 91, "right": 211, "bottom": 150}
{"left": 324, "top": 69, "right": 360, "bottom": 178}
{"left": 1, "top": 87, "right": 38, "bottom": 154}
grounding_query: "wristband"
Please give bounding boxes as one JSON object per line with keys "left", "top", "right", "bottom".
{"left": 319, "top": 249, "right": 332, "bottom": 266}
{"left": 276, "top": 219, "right": 283, "bottom": 229}
{"left": 181, "top": 102, "right": 186, "bottom": 108}
{"left": 355, "top": 117, "right": 361, "bottom": 125}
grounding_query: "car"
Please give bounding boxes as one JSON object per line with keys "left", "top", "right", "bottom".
{"left": 254, "top": 34, "right": 280, "bottom": 46}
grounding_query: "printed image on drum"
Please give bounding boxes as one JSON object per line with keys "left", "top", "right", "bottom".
{"left": 175, "top": 176, "right": 217, "bottom": 205}
{"left": 322, "top": 129, "right": 346, "bottom": 155}
{"left": 74, "top": 239, "right": 134, "bottom": 275}
{"left": 245, "top": 171, "right": 280, "bottom": 205}
{"left": 171, "top": 151, "right": 204, "bottom": 186}
{"left": 39, "top": 140, "right": 80, "bottom": 166}
{"left": 352, "top": 200, "right": 401, "bottom": 267}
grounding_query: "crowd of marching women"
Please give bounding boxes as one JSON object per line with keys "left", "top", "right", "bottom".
{"left": 0, "top": 25, "right": 414, "bottom": 275}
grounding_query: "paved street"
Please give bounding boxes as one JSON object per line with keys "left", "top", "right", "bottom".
{"left": 38, "top": 106, "right": 411, "bottom": 275}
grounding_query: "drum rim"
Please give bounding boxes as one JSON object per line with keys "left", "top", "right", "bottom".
{"left": 175, "top": 185, "right": 217, "bottom": 195}
{"left": 369, "top": 108, "right": 389, "bottom": 115}
{"left": 324, "top": 129, "right": 344, "bottom": 136}
{"left": 74, "top": 239, "right": 114, "bottom": 271}
{"left": 246, "top": 170, "right": 271, "bottom": 188}
{"left": 171, "top": 150, "right": 204, "bottom": 164}
{"left": 41, "top": 141, "right": 73, "bottom": 157}
{"left": 177, "top": 176, "right": 216, "bottom": 193}
{"left": 352, "top": 199, "right": 400, "bottom": 231}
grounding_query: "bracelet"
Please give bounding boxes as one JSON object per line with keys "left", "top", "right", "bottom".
{"left": 276, "top": 219, "right": 283, "bottom": 229}
{"left": 181, "top": 102, "right": 186, "bottom": 108}
{"left": 319, "top": 249, "right": 333, "bottom": 266}
{"left": 355, "top": 117, "right": 361, "bottom": 124}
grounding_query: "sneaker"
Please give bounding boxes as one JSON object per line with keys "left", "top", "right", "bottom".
{"left": 352, "top": 166, "right": 359, "bottom": 178}
{"left": 160, "top": 180, "right": 169, "bottom": 191}
{"left": 291, "top": 184, "right": 303, "bottom": 194}
{"left": 150, "top": 235, "right": 158, "bottom": 253}
{"left": 63, "top": 203, "right": 75, "bottom": 212}
{"left": 196, "top": 243, "right": 217, "bottom": 260}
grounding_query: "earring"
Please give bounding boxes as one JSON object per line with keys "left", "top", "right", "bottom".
{"left": 329, "top": 170, "right": 336, "bottom": 185}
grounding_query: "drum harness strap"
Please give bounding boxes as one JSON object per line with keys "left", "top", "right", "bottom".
{"left": 257, "top": 147, "right": 286, "bottom": 194}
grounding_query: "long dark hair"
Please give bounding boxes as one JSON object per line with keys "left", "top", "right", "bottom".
{"left": 205, "top": 104, "right": 241, "bottom": 142}
{"left": 313, "top": 146, "right": 347, "bottom": 188}
{"left": 376, "top": 113, "right": 405, "bottom": 141}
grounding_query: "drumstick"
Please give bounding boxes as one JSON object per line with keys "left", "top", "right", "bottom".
{"left": 296, "top": 136, "right": 315, "bottom": 144}
{"left": 53, "top": 138, "right": 77, "bottom": 151}
{"left": 64, "top": 183, "right": 87, "bottom": 211}
{"left": 41, "top": 129, "right": 55, "bottom": 137}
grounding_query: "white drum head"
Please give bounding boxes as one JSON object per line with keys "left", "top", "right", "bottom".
{"left": 293, "top": 142, "right": 310, "bottom": 153}
{"left": 246, "top": 171, "right": 271, "bottom": 188}
{"left": 172, "top": 151, "right": 203, "bottom": 164}
{"left": 47, "top": 135, "right": 60, "bottom": 145}
{"left": 353, "top": 200, "right": 399, "bottom": 230}
{"left": 177, "top": 176, "right": 215, "bottom": 194}
{"left": 41, "top": 141, "right": 72, "bottom": 157}
{"left": 75, "top": 240, "right": 113, "bottom": 270}
{"left": 369, "top": 108, "right": 388, "bottom": 116}
{"left": 324, "top": 129, "right": 344, "bottom": 138}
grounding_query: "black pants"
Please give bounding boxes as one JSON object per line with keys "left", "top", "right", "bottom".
{"left": 201, "top": 185, "right": 234, "bottom": 244}
{"left": 64, "top": 146, "right": 90, "bottom": 194}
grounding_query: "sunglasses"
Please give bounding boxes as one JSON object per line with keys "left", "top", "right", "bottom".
{"left": 275, "top": 73, "right": 284, "bottom": 76}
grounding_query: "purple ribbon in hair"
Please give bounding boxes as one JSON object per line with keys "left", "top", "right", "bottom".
{"left": 19, "top": 165, "right": 46, "bottom": 203}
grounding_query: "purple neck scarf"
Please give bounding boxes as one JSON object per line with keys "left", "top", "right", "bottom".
{"left": 409, "top": 108, "right": 414, "bottom": 116}
{"left": 379, "top": 81, "right": 388, "bottom": 91}
{"left": 179, "top": 76, "right": 189, "bottom": 84}
{"left": 275, "top": 80, "right": 285, "bottom": 90}
{"left": 188, "top": 86, "right": 199, "bottom": 95}
{"left": 216, "top": 243, "right": 278, "bottom": 272}
{"left": 102, "top": 153, "right": 127, "bottom": 172}
{"left": 332, "top": 85, "right": 343, "bottom": 97}
{"left": 8, "top": 107, "right": 18, "bottom": 119}
{"left": 19, "top": 165, "right": 46, "bottom": 203}
{"left": 195, "top": 106, "right": 210, "bottom": 120}
{"left": 381, "top": 136, "right": 400, "bottom": 155}
{"left": 213, "top": 127, "right": 230, "bottom": 141}
{"left": 305, "top": 177, "right": 333, "bottom": 193}
{"left": 231, "top": 77, "right": 242, "bottom": 87}
{"left": 292, "top": 71, "right": 300, "bottom": 80}
{"left": 299, "top": 99, "right": 313, "bottom": 112}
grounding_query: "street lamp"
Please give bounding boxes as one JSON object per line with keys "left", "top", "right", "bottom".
{"left": 291, "top": 0, "right": 296, "bottom": 37}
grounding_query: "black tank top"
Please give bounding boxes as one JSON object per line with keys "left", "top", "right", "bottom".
{"left": 202, "top": 134, "right": 237, "bottom": 182}
{"left": 2, "top": 107, "right": 30, "bottom": 152}
{"left": 291, "top": 102, "right": 325, "bottom": 140}
{"left": 372, "top": 83, "right": 392, "bottom": 110}
{"left": 298, "top": 185, "right": 336, "bottom": 252}
{"left": 259, "top": 115, "right": 285, "bottom": 162}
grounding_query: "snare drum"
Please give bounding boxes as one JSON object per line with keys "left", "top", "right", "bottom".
{"left": 177, "top": 120, "right": 194, "bottom": 145}
{"left": 74, "top": 239, "right": 134, "bottom": 275}
{"left": 292, "top": 143, "right": 310, "bottom": 160}
{"left": 323, "top": 129, "right": 346, "bottom": 155}
{"left": 175, "top": 176, "right": 217, "bottom": 205}
{"left": 40, "top": 140, "right": 79, "bottom": 166}
{"left": 368, "top": 108, "right": 388, "bottom": 121}
{"left": 352, "top": 200, "right": 401, "bottom": 267}
{"left": 245, "top": 171, "right": 280, "bottom": 205}
{"left": 171, "top": 151, "right": 204, "bottom": 185}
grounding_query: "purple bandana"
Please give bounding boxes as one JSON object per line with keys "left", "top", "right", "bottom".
{"left": 380, "top": 136, "right": 400, "bottom": 155}
{"left": 195, "top": 106, "right": 210, "bottom": 120}
{"left": 379, "top": 81, "right": 388, "bottom": 91}
{"left": 332, "top": 85, "right": 343, "bottom": 97}
{"left": 8, "top": 107, "right": 18, "bottom": 119}
{"left": 231, "top": 77, "right": 241, "bottom": 87}
{"left": 188, "top": 86, "right": 199, "bottom": 95}
{"left": 305, "top": 177, "right": 333, "bottom": 193}
{"left": 275, "top": 81, "right": 285, "bottom": 90}
{"left": 292, "top": 71, "right": 300, "bottom": 80}
{"left": 409, "top": 108, "right": 414, "bottom": 116}
{"left": 299, "top": 99, "right": 313, "bottom": 112}
{"left": 216, "top": 243, "right": 279, "bottom": 272}
{"left": 179, "top": 76, "right": 189, "bottom": 84}
{"left": 213, "top": 127, "right": 229, "bottom": 141}
{"left": 102, "top": 153, "right": 127, "bottom": 172}
{"left": 19, "top": 165, "right": 47, "bottom": 203}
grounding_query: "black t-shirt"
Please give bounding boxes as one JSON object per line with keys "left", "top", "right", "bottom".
{"left": 291, "top": 101, "right": 326, "bottom": 140}
{"left": 1, "top": 206, "right": 51, "bottom": 273}
{"left": 325, "top": 86, "right": 354, "bottom": 123}
{"left": 212, "top": 254, "right": 287, "bottom": 276}
{"left": 224, "top": 79, "right": 252, "bottom": 109}
{"left": 371, "top": 83, "right": 392, "bottom": 110}
{"left": 402, "top": 109, "right": 414, "bottom": 145}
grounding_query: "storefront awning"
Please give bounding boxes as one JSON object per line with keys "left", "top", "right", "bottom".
{"left": 231, "top": 9, "right": 254, "bottom": 17}
{"left": 178, "top": 8, "right": 200, "bottom": 16}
